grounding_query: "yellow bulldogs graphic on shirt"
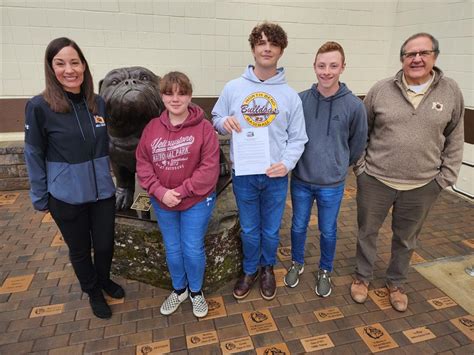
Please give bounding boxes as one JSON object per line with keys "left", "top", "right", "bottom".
{"left": 241, "top": 92, "right": 279, "bottom": 127}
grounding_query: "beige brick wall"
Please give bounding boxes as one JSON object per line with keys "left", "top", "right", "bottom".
{"left": 1, "top": 0, "right": 472, "bottom": 106}
{"left": 387, "top": 1, "right": 473, "bottom": 106}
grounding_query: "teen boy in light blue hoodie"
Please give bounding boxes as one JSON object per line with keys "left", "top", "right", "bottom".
{"left": 284, "top": 41, "right": 367, "bottom": 297}
{"left": 212, "top": 22, "right": 307, "bottom": 301}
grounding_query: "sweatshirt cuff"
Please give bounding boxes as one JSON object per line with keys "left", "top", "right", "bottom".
{"left": 434, "top": 175, "right": 449, "bottom": 190}
{"left": 353, "top": 161, "right": 366, "bottom": 176}
{"left": 174, "top": 185, "right": 189, "bottom": 199}
{"left": 214, "top": 116, "right": 230, "bottom": 135}
{"left": 154, "top": 186, "right": 168, "bottom": 202}
{"left": 281, "top": 160, "right": 293, "bottom": 172}
{"left": 33, "top": 198, "right": 49, "bottom": 211}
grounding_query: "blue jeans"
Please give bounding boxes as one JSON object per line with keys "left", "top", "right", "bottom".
{"left": 150, "top": 193, "right": 216, "bottom": 292}
{"left": 290, "top": 177, "right": 344, "bottom": 271}
{"left": 232, "top": 173, "right": 288, "bottom": 274}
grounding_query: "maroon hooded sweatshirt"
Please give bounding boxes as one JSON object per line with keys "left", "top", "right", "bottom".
{"left": 136, "top": 104, "right": 220, "bottom": 211}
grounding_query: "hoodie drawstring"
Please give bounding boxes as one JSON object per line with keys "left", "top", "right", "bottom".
{"left": 314, "top": 96, "right": 320, "bottom": 123}
{"left": 312, "top": 87, "right": 335, "bottom": 136}
{"left": 327, "top": 99, "right": 333, "bottom": 136}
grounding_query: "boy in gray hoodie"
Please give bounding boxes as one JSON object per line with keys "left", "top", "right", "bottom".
{"left": 284, "top": 42, "right": 367, "bottom": 297}
{"left": 213, "top": 22, "right": 307, "bottom": 301}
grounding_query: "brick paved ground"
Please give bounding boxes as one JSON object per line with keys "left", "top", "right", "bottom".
{"left": 1, "top": 174, "right": 473, "bottom": 354}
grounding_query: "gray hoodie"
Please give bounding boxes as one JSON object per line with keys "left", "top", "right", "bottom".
{"left": 212, "top": 65, "right": 308, "bottom": 171}
{"left": 293, "top": 83, "right": 367, "bottom": 186}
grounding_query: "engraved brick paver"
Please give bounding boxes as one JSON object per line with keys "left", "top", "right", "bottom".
{"left": 0, "top": 176, "right": 472, "bottom": 354}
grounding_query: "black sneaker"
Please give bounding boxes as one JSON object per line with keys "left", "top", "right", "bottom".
{"left": 101, "top": 279, "right": 125, "bottom": 299}
{"left": 88, "top": 288, "right": 112, "bottom": 319}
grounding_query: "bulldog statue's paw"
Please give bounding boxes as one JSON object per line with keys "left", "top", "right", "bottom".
{"left": 115, "top": 187, "right": 135, "bottom": 211}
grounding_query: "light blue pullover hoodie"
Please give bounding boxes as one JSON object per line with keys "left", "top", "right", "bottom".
{"left": 293, "top": 83, "right": 368, "bottom": 186}
{"left": 212, "top": 65, "right": 308, "bottom": 171}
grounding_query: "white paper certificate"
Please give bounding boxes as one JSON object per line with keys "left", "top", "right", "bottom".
{"left": 232, "top": 127, "right": 271, "bottom": 176}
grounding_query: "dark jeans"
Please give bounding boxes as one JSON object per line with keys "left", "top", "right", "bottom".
{"left": 232, "top": 172, "right": 288, "bottom": 274}
{"left": 290, "top": 177, "right": 345, "bottom": 271}
{"left": 355, "top": 172, "right": 441, "bottom": 286}
{"left": 49, "top": 195, "right": 116, "bottom": 293}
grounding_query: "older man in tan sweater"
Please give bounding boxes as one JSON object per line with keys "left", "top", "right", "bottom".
{"left": 351, "top": 32, "right": 464, "bottom": 312}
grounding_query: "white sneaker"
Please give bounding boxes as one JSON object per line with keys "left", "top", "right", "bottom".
{"left": 190, "top": 292, "right": 208, "bottom": 318}
{"left": 160, "top": 289, "right": 189, "bottom": 315}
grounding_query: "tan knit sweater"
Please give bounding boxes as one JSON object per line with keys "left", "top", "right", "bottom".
{"left": 355, "top": 67, "right": 464, "bottom": 189}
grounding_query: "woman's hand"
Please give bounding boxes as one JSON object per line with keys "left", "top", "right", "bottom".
{"left": 162, "top": 189, "right": 181, "bottom": 208}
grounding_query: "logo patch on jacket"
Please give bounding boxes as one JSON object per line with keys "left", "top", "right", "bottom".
{"left": 241, "top": 92, "right": 279, "bottom": 127}
{"left": 94, "top": 115, "right": 106, "bottom": 127}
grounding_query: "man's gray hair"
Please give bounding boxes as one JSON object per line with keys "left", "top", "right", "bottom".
{"left": 399, "top": 33, "right": 440, "bottom": 61}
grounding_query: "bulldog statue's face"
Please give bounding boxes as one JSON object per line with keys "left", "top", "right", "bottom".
{"left": 99, "top": 66, "right": 164, "bottom": 137}
{"left": 99, "top": 66, "right": 165, "bottom": 211}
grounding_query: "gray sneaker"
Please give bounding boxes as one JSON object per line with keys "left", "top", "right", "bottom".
{"left": 283, "top": 262, "right": 304, "bottom": 288}
{"left": 315, "top": 269, "right": 332, "bottom": 297}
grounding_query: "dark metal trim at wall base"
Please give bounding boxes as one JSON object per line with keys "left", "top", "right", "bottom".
{"left": 452, "top": 161, "right": 474, "bottom": 199}
{"left": 0, "top": 97, "right": 221, "bottom": 133}
{"left": 1, "top": 97, "right": 474, "bottom": 144}
{"left": 452, "top": 186, "right": 474, "bottom": 199}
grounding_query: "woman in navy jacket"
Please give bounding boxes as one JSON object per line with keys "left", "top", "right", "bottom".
{"left": 24, "top": 37, "right": 124, "bottom": 319}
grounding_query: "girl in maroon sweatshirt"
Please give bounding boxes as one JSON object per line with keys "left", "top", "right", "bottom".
{"left": 136, "top": 72, "right": 219, "bottom": 318}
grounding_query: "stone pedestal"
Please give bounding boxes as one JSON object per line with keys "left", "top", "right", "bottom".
{"left": 0, "top": 141, "right": 30, "bottom": 191}
{"left": 111, "top": 184, "right": 242, "bottom": 292}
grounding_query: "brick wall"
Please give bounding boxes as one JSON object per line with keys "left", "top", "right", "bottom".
{"left": 1, "top": 1, "right": 472, "bottom": 105}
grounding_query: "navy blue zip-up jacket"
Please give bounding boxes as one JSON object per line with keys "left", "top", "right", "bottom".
{"left": 24, "top": 92, "right": 115, "bottom": 211}
{"left": 293, "top": 83, "right": 368, "bottom": 186}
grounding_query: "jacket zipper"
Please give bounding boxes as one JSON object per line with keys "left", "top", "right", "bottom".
{"left": 70, "top": 98, "right": 99, "bottom": 201}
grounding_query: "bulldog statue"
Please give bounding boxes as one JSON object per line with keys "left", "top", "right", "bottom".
{"left": 99, "top": 67, "right": 165, "bottom": 210}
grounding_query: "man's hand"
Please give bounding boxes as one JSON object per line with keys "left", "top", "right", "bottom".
{"left": 266, "top": 162, "right": 288, "bottom": 177}
{"left": 162, "top": 189, "right": 181, "bottom": 208}
{"left": 223, "top": 116, "right": 242, "bottom": 134}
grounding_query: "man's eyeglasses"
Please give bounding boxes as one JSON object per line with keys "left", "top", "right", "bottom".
{"left": 402, "top": 50, "right": 437, "bottom": 59}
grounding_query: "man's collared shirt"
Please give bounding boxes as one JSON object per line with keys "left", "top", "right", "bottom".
{"left": 402, "top": 70, "right": 435, "bottom": 109}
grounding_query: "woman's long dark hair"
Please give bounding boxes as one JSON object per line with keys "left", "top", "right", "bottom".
{"left": 43, "top": 37, "right": 97, "bottom": 113}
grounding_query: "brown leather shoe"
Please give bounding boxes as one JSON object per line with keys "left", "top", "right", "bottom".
{"left": 350, "top": 279, "right": 369, "bottom": 304}
{"left": 260, "top": 265, "right": 276, "bottom": 300}
{"left": 386, "top": 284, "right": 408, "bottom": 312}
{"left": 233, "top": 271, "right": 259, "bottom": 299}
